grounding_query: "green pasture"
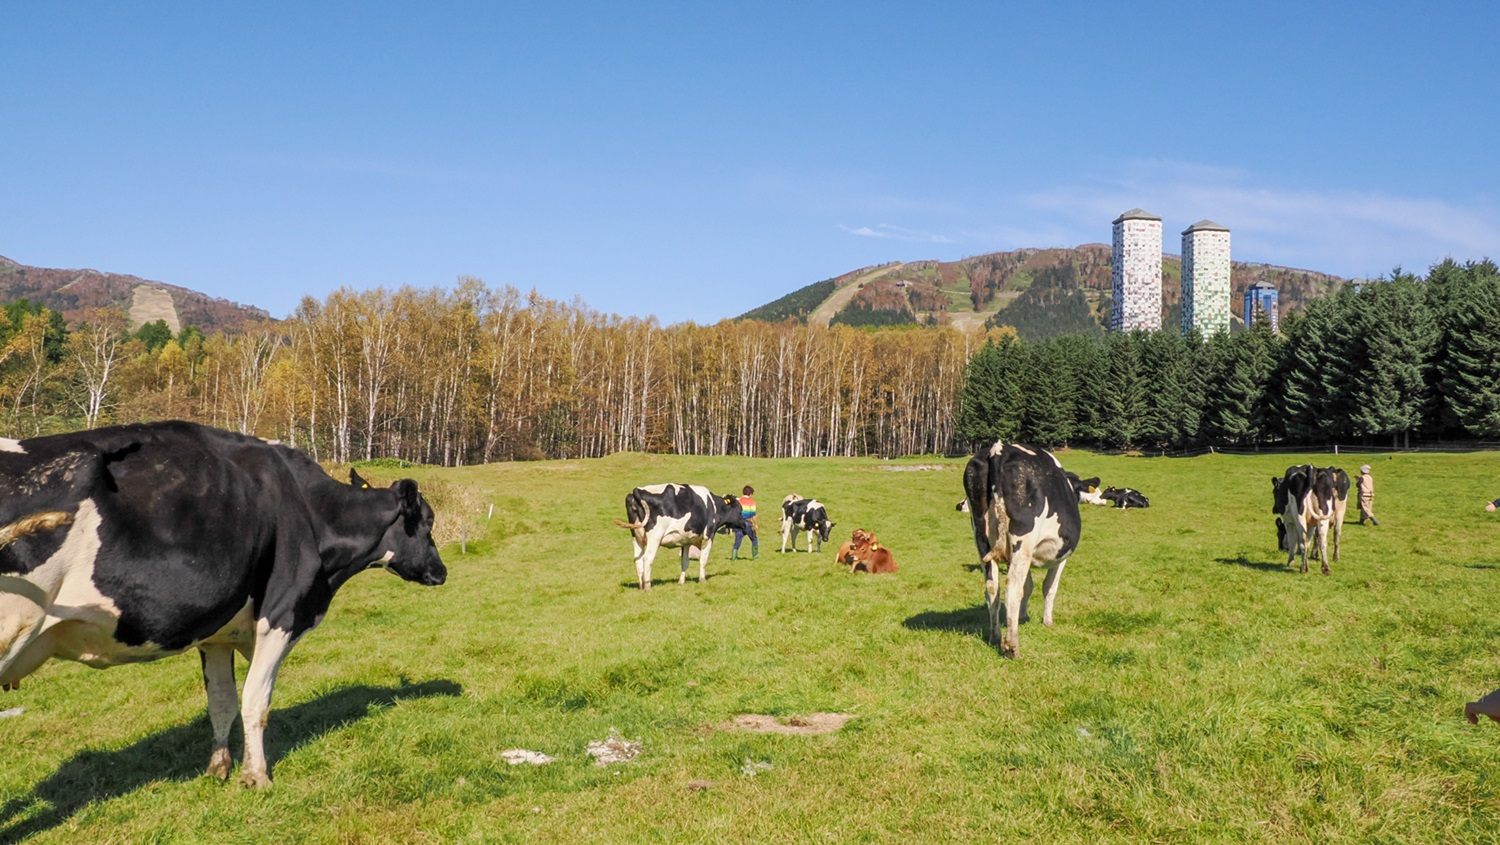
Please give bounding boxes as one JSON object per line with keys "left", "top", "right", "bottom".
{"left": 3, "top": 449, "right": 1499, "bottom": 843}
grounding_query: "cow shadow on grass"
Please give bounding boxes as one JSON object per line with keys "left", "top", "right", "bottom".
{"left": 0, "top": 678, "right": 461, "bottom": 844}
{"left": 617, "top": 571, "right": 737, "bottom": 590}
{"left": 1216, "top": 554, "right": 1294, "bottom": 573}
{"left": 904, "top": 605, "right": 990, "bottom": 640}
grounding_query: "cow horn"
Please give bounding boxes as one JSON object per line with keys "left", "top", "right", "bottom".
{"left": 614, "top": 519, "right": 645, "bottom": 530}
{"left": 0, "top": 511, "right": 74, "bottom": 550}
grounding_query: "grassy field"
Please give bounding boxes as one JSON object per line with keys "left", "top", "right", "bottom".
{"left": 3, "top": 449, "right": 1500, "bottom": 843}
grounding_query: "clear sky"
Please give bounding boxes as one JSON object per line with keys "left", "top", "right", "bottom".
{"left": 3, "top": 2, "right": 1497, "bottom": 323}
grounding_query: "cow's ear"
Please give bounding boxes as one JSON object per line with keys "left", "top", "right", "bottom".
{"left": 351, "top": 468, "right": 370, "bottom": 489}
{"left": 393, "top": 479, "right": 420, "bottom": 514}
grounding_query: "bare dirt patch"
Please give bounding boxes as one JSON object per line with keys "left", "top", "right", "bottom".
{"left": 724, "top": 713, "right": 855, "bottom": 735}
{"left": 586, "top": 732, "right": 643, "bottom": 765}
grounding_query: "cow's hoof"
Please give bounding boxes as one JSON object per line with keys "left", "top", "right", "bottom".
{"left": 239, "top": 769, "right": 272, "bottom": 789}
{"left": 206, "top": 748, "right": 233, "bottom": 781}
{"left": 1001, "top": 645, "right": 1018, "bottom": 659}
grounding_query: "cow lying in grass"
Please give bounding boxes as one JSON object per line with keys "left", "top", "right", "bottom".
{"left": 848, "top": 533, "right": 897, "bottom": 574}
{"left": 962, "top": 440, "right": 1082, "bottom": 658}
{"left": 835, "top": 528, "right": 872, "bottom": 566}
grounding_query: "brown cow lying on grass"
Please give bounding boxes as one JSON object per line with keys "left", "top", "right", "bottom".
{"left": 835, "top": 529, "right": 872, "bottom": 566}
{"left": 849, "top": 533, "right": 897, "bottom": 574}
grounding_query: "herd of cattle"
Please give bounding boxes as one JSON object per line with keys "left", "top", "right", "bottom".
{"left": 0, "top": 419, "right": 1367, "bottom": 787}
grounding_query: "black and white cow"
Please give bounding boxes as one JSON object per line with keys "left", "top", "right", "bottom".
{"left": 962, "top": 441, "right": 1082, "bottom": 658}
{"left": 780, "top": 495, "right": 835, "bottom": 553}
{"left": 1099, "top": 486, "right": 1150, "bottom": 509}
{"left": 0, "top": 421, "right": 446, "bottom": 787}
{"left": 618, "top": 484, "right": 744, "bottom": 590}
{"left": 1273, "top": 464, "right": 1336, "bottom": 574}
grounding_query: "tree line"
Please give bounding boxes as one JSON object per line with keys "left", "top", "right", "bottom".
{"left": 0, "top": 280, "right": 982, "bottom": 464}
{"left": 4, "top": 259, "right": 1495, "bottom": 464}
{"left": 957, "top": 259, "right": 1500, "bottom": 450}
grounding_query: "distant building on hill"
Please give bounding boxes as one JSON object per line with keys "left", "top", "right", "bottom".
{"left": 1243, "top": 281, "right": 1280, "bottom": 333}
{"left": 1180, "top": 219, "right": 1231, "bottom": 337}
{"left": 1110, "top": 208, "right": 1163, "bottom": 332}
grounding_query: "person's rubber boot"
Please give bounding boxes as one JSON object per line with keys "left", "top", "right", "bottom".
{"left": 1372, "top": 517, "right": 1381, "bottom": 526}
{"left": 730, "top": 549, "right": 739, "bottom": 560}
{"left": 752, "top": 547, "right": 759, "bottom": 560}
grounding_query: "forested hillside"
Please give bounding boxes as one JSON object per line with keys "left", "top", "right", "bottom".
{"left": 742, "top": 245, "right": 1350, "bottom": 335}
{"left": 0, "top": 255, "right": 268, "bottom": 332}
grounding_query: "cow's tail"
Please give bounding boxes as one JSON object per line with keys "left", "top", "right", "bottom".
{"left": 0, "top": 510, "right": 74, "bottom": 567}
{"left": 963, "top": 445, "right": 997, "bottom": 567}
{"left": 618, "top": 491, "right": 649, "bottom": 545}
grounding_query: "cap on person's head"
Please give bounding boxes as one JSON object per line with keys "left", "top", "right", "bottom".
{"left": 1360, "top": 465, "right": 1371, "bottom": 474}
{"left": 743, "top": 485, "right": 754, "bottom": 495}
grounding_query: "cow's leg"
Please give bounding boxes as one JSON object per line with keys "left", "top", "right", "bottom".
{"left": 238, "top": 622, "right": 298, "bottom": 788}
{"left": 983, "top": 561, "right": 1002, "bottom": 645}
{"left": 1019, "top": 567, "right": 1035, "bottom": 623}
{"left": 679, "top": 546, "right": 690, "bottom": 585}
{"left": 632, "top": 536, "right": 645, "bottom": 589}
{"left": 696, "top": 539, "right": 710, "bottom": 583}
{"left": 637, "top": 534, "right": 662, "bottom": 590}
{"left": 1001, "top": 554, "right": 1031, "bottom": 658}
{"left": 200, "top": 644, "right": 239, "bottom": 780}
{"left": 1041, "top": 560, "right": 1067, "bottom": 627}
{"left": 1300, "top": 532, "right": 1309, "bottom": 574}
{"left": 1318, "top": 523, "right": 1331, "bottom": 576}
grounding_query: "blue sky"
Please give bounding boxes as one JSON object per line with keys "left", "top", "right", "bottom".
{"left": 3, "top": 3, "right": 1497, "bottom": 323}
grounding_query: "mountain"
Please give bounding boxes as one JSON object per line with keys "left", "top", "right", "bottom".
{"left": 740, "top": 245, "right": 1350, "bottom": 338}
{"left": 0, "top": 254, "right": 270, "bottom": 333}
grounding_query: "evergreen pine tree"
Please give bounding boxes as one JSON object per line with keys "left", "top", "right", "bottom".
{"left": 957, "top": 338, "right": 1024, "bottom": 444}
{"left": 1442, "top": 261, "right": 1500, "bottom": 437}
{"left": 1021, "top": 338, "right": 1076, "bottom": 446}
{"left": 1100, "top": 332, "right": 1146, "bottom": 448}
{"left": 1347, "top": 273, "right": 1436, "bottom": 446}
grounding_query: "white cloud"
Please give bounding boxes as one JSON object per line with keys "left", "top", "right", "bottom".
{"left": 837, "top": 223, "right": 955, "bottom": 244}
{"left": 1021, "top": 160, "right": 1500, "bottom": 277}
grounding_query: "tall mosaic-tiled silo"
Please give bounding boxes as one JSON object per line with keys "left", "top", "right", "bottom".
{"left": 1180, "top": 219, "right": 1231, "bottom": 337}
{"left": 1110, "top": 208, "right": 1163, "bottom": 332}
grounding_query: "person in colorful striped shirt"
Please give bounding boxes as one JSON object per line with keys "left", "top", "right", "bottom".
{"left": 731, "top": 485, "right": 758, "bottom": 560}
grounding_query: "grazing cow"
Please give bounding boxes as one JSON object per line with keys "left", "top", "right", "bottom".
{"left": 835, "top": 528, "right": 873, "bottom": 566}
{"left": 1274, "top": 464, "right": 1336, "bottom": 574}
{"left": 780, "top": 496, "right": 835, "bottom": 553}
{"left": 849, "top": 535, "right": 898, "bottom": 574}
{"left": 1099, "top": 487, "right": 1150, "bottom": 509}
{"left": 0, "top": 421, "right": 446, "bottom": 787}
{"left": 617, "top": 484, "right": 744, "bottom": 589}
{"left": 962, "top": 441, "right": 1082, "bottom": 658}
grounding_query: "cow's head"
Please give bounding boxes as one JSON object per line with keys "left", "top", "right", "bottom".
{"left": 816, "top": 514, "right": 835, "bottom": 543}
{"left": 716, "top": 493, "right": 745, "bottom": 530}
{"left": 375, "top": 479, "right": 447, "bottom": 586}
